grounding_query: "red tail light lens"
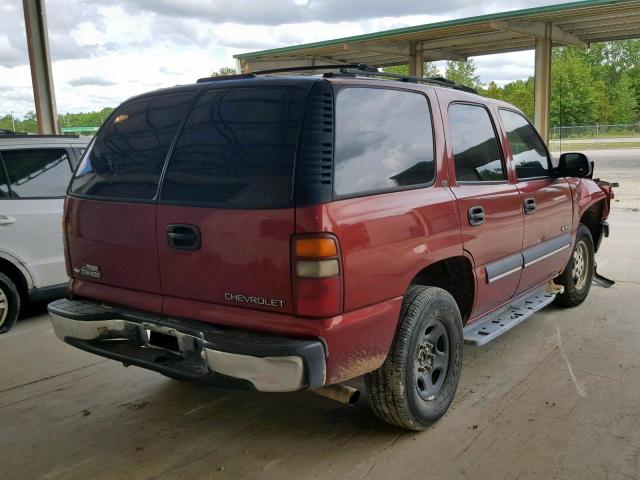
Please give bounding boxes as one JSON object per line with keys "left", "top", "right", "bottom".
{"left": 62, "top": 197, "right": 72, "bottom": 278}
{"left": 293, "top": 235, "right": 343, "bottom": 317}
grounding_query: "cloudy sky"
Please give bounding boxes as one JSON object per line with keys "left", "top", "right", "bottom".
{"left": 0, "top": 0, "right": 575, "bottom": 117}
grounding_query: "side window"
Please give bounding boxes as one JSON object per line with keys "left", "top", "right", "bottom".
{"left": 334, "top": 87, "right": 435, "bottom": 197}
{"left": 0, "top": 155, "right": 10, "bottom": 198}
{"left": 448, "top": 103, "right": 505, "bottom": 182}
{"left": 499, "top": 109, "right": 551, "bottom": 179}
{"left": 1, "top": 149, "right": 72, "bottom": 198}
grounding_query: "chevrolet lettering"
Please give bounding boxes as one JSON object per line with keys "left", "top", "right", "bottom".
{"left": 224, "top": 293, "right": 285, "bottom": 308}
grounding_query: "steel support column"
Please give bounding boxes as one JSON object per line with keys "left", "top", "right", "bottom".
{"left": 408, "top": 42, "right": 417, "bottom": 76}
{"left": 23, "top": 0, "right": 59, "bottom": 134}
{"left": 534, "top": 23, "right": 552, "bottom": 143}
{"left": 414, "top": 49, "right": 424, "bottom": 77}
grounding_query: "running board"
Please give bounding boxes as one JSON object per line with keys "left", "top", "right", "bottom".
{"left": 463, "top": 287, "right": 556, "bottom": 346}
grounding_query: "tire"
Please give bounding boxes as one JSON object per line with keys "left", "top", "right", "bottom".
{"left": 364, "top": 286, "right": 463, "bottom": 430}
{"left": 554, "top": 224, "right": 594, "bottom": 308}
{"left": 0, "top": 272, "right": 21, "bottom": 334}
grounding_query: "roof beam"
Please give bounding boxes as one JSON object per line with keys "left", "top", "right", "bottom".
{"left": 343, "top": 42, "right": 410, "bottom": 57}
{"left": 420, "top": 49, "right": 467, "bottom": 61}
{"left": 239, "top": 55, "right": 352, "bottom": 72}
{"left": 419, "top": 31, "right": 523, "bottom": 51}
{"left": 490, "top": 20, "right": 588, "bottom": 48}
{"left": 343, "top": 42, "right": 466, "bottom": 62}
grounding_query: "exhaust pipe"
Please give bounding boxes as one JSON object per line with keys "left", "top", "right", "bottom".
{"left": 312, "top": 384, "right": 360, "bottom": 405}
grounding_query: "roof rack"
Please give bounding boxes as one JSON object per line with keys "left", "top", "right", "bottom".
{"left": 326, "top": 66, "right": 478, "bottom": 94}
{"left": 195, "top": 63, "right": 478, "bottom": 94}
{"left": 196, "top": 73, "right": 256, "bottom": 83}
{"left": 196, "top": 64, "right": 375, "bottom": 83}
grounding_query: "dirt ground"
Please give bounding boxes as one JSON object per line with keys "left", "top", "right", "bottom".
{"left": 1, "top": 149, "right": 639, "bottom": 480}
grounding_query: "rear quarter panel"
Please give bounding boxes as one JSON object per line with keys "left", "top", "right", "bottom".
{"left": 296, "top": 187, "right": 462, "bottom": 312}
{"left": 295, "top": 82, "right": 462, "bottom": 312}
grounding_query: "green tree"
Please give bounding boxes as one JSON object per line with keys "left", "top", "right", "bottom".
{"left": 609, "top": 73, "right": 638, "bottom": 124}
{"left": 482, "top": 81, "right": 504, "bottom": 101}
{"left": 212, "top": 66, "right": 237, "bottom": 77}
{"left": 0, "top": 115, "right": 15, "bottom": 132}
{"left": 16, "top": 111, "right": 37, "bottom": 133}
{"left": 482, "top": 78, "right": 535, "bottom": 120}
{"left": 383, "top": 62, "right": 440, "bottom": 78}
{"left": 551, "top": 50, "right": 601, "bottom": 126}
{"left": 503, "top": 78, "right": 535, "bottom": 119}
{"left": 445, "top": 59, "right": 482, "bottom": 90}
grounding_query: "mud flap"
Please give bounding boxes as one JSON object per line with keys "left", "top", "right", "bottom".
{"left": 593, "top": 263, "right": 615, "bottom": 288}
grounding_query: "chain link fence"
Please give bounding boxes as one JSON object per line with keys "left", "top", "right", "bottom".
{"left": 550, "top": 123, "right": 640, "bottom": 140}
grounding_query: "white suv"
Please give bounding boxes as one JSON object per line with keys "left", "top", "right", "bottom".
{"left": 0, "top": 132, "right": 89, "bottom": 333}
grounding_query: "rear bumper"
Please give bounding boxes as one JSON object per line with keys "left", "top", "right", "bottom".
{"left": 48, "top": 298, "right": 326, "bottom": 392}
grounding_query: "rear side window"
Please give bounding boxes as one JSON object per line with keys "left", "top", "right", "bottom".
{"left": 70, "top": 92, "right": 194, "bottom": 200}
{"left": 448, "top": 103, "right": 505, "bottom": 182}
{"left": 499, "top": 109, "right": 551, "bottom": 178}
{"left": 160, "top": 86, "right": 307, "bottom": 208}
{"left": 1, "top": 149, "right": 71, "bottom": 198}
{"left": 0, "top": 157, "right": 10, "bottom": 198}
{"left": 334, "top": 88, "right": 435, "bottom": 197}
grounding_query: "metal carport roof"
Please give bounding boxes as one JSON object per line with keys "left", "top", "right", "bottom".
{"left": 233, "top": 0, "right": 640, "bottom": 142}
{"left": 234, "top": 0, "right": 640, "bottom": 70}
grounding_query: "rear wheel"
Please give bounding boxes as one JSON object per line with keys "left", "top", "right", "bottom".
{"left": 0, "top": 272, "right": 20, "bottom": 334}
{"left": 365, "top": 286, "right": 463, "bottom": 430}
{"left": 554, "top": 224, "right": 594, "bottom": 308}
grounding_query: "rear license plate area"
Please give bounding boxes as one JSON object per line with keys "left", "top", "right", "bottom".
{"left": 149, "top": 330, "right": 181, "bottom": 353}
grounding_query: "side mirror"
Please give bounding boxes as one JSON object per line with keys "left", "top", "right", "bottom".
{"left": 558, "top": 152, "right": 593, "bottom": 178}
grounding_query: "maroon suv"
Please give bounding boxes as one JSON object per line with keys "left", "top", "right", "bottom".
{"left": 49, "top": 66, "right": 613, "bottom": 430}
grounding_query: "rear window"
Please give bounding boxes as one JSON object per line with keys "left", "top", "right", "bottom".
{"left": 69, "top": 92, "right": 195, "bottom": 200}
{"left": 160, "top": 86, "right": 307, "bottom": 209}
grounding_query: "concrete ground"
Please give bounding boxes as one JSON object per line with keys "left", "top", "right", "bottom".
{"left": 1, "top": 153, "right": 640, "bottom": 480}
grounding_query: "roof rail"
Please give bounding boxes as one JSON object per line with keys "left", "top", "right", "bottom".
{"left": 326, "top": 66, "right": 478, "bottom": 94}
{"left": 254, "top": 63, "right": 378, "bottom": 75}
{"left": 195, "top": 63, "right": 478, "bottom": 94}
{"left": 196, "top": 73, "right": 256, "bottom": 83}
{"left": 196, "top": 64, "right": 376, "bottom": 83}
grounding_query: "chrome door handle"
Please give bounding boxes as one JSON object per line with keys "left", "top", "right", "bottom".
{"left": 0, "top": 215, "right": 16, "bottom": 225}
{"left": 468, "top": 206, "right": 485, "bottom": 226}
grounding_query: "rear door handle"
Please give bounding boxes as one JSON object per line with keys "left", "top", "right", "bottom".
{"left": 0, "top": 215, "right": 16, "bottom": 225}
{"left": 166, "top": 224, "right": 201, "bottom": 251}
{"left": 524, "top": 198, "right": 536, "bottom": 215}
{"left": 468, "top": 206, "right": 485, "bottom": 226}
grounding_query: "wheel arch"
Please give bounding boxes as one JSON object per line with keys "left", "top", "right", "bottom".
{"left": 0, "top": 255, "right": 31, "bottom": 302}
{"left": 409, "top": 255, "right": 475, "bottom": 323}
{"left": 580, "top": 199, "right": 605, "bottom": 252}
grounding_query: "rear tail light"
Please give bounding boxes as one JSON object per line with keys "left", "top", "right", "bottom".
{"left": 293, "top": 235, "right": 343, "bottom": 317}
{"left": 62, "top": 197, "right": 72, "bottom": 277}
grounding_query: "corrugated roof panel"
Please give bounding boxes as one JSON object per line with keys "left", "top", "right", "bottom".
{"left": 235, "top": 0, "right": 640, "bottom": 71}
